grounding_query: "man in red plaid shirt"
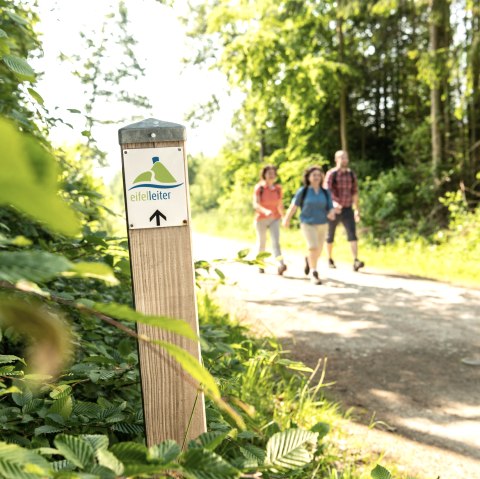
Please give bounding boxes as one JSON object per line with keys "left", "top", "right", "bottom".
{"left": 324, "top": 150, "right": 365, "bottom": 271}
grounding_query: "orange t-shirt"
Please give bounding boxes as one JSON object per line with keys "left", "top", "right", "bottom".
{"left": 254, "top": 183, "right": 283, "bottom": 221}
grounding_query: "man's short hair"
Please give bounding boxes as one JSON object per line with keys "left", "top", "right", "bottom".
{"left": 335, "top": 150, "right": 347, "bottom": 160}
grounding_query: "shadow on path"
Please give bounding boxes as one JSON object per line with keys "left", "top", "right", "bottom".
{"left": 228, "top": 268, "right": 480, "bottom": 460}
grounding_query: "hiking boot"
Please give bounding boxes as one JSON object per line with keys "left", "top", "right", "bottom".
{"left": 328, "top": 258, "right": 336, "bottom": 269}
{"left": 311, "top": 271, "right": 322, "bottom": 285}
{"left": 278, "top": 264, "right": 287, "bottom": 276}
{"left": 353, "top": 259, "right": 365, "bottom": 272}
{"left": 259, "top": 268, "right": 265, "bottom": 274}
{"left": 304, "top": 257, "right": 310, "bottom": 276}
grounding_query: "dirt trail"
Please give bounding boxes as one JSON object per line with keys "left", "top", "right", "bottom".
{"left": 193, "top": 233, "right": 480, "bottom": 479}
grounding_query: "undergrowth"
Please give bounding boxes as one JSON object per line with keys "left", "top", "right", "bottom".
{"left": 0, "top": 289, "right": 411, "bottom": 478}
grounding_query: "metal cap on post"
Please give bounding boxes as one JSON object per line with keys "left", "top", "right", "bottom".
{"left": 118, "top": 118, "right": 187, "bottom": 144}
{"left": 119, "top": 118, "right": 206, "bottom": 446}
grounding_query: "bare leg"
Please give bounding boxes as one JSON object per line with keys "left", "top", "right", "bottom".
{"left": 308, "top": 248, "right": 321, "bottom": 271}
{"left": 327, "top": 242, "right": 334, "bottom": 260}
{"left": 349, "top": 240, "right": 358, "bottom": 260}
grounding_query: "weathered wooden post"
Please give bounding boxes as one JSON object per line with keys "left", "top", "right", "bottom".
{"left": 118, "top": 118, "right": 206, "bottom": 445}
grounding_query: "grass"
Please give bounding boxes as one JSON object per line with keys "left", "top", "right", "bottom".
{"left": 193, "top": 210, "right": 480, "bottom": 288}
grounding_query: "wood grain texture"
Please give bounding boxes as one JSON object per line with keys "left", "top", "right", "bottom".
{"left": 121, "top": 141, "right": 206, "bottom": 446}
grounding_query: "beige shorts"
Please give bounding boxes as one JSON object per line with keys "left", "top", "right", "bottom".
{"left": 300, "top": 223, "right": 328, "bottom": 250}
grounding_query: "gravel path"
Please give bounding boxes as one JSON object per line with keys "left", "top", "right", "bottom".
{"left": 193, "top": 233, "right": 480, "bottom": 478}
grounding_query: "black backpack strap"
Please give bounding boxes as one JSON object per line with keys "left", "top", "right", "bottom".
{"left": 321, "top": 187, "right": 329, "bottom": 210}
{"left": 298, "top": 186, "right": 308, "bottom": 209}
{"left": 331, "top": 170, "right": 338, "bottom": 186}
{"left": 259, "top": 185, "right": 264, "bottom": 200}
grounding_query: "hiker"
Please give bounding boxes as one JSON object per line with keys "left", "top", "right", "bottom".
{"left": 324, "top": 150, "right": 365, "bottom": 271}
{"left": 253, "top": 165, "right": 287, "bottom": 275}
{"left": 283, "top": 166, "right": 335, "bottom": 285}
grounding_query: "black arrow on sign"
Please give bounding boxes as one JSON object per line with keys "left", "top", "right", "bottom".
{"left": 149, "top": 210, "right": 167, "bottom": 226}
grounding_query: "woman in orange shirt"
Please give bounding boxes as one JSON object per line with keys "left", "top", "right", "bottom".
{"left": 253, "top": 165, "right": 287, "bottom": 275}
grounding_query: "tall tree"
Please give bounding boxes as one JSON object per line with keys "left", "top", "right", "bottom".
{"left": 428, "top": 0, "right": 451, "bottom": 179}
{"left": 467, "top": 1, "right": 480, "bottom": 187}
{"left": 337, "top": 0, "right": 348, "bottom": 151}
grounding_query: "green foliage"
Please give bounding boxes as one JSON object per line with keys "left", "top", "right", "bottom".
{"left": 187, "top": 0, "right": 480, "bottom": 245}
{"left": 0, "top": 118, "right": 79, "bottom": 236}
{"left": 0, "top": 442, "right": 50, "bottom": 479}
{"left": 360, "top": 165, "right": 437, "bottom": 241}
{"left": 189, "top": 155, "right": 226, "bottom": 214}
{"left": 0, "top": 291, "right": 341, "bottom": 478}
{"left": 371, "top": 464, "right": 392, "bottom": 479}
{"left": 0, "top": 0, "right": 44, "bottom": 134}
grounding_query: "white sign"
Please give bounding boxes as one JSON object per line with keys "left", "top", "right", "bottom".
{"left": 123, "top": 147, "right": 188, "bottom": 229}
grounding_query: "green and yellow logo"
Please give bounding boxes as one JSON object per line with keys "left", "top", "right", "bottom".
{"left": 129, "top": 156, "right": 183, "bottom": 202}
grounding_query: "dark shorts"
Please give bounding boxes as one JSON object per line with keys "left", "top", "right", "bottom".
{"left": 327, "top": 206, "right": 357, "bottom": 243}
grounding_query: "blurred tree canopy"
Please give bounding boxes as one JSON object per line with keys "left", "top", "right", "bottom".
{"left": 186, "top": 0, "right": 480, "bottom": 240}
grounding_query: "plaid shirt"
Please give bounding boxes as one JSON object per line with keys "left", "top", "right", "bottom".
{"left": 325, "top": 168, "right": 358, "bottom": 208}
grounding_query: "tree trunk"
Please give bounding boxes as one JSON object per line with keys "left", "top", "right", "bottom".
{"left": 259, "top": 128, "right": 266, "bottom": 162}
{"left": 468, "top": 6, "right": 480, "bottom": 186}
{"left": 337, "top": 7, "right": 348, "bottom": 151}
{"left": 429, "top": 0, "right": 443, "bottom": 179}
{"left": 429, "top": 0, "right": 450, "bottom": 180}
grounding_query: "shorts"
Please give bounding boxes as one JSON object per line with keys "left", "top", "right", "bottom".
{"left": 327, "top": 206, "right": 357, "bottom": 243}
{"left": 300, "top": 223, "right": 328, "bottom": 250}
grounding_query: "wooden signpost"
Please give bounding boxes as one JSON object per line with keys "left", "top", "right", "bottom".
{"left": 118, "top": 118, "right": 206, "bottom": 446}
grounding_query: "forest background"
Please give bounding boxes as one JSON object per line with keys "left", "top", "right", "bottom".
{"left": 186, "top": 0, "right": 480, "bottom": 286}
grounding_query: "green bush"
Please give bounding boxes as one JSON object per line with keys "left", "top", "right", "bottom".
{"left": 360, "top": 165, "right": 437, "bottom": 242}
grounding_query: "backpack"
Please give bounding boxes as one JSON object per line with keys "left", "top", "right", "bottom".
{"left": 298, "top": 186, "right": 329, "bottom": 209}
{"left": 331, "top": 169, "right": 355, "bottom": 194}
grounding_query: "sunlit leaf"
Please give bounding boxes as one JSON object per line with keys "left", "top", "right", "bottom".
{"left": 27, "top": 88, "right": 44, "bottom": 105}
{"left": 0, "top": 442, "right": 51, "bottom": 479}
{"left": 265, "top": 429, "right": 318, "bottom": 471}
{"left": 0, "top": 354, "right": 26, "bottom": 365}
{"left": 153, "top": 339, "right": 219, "bottom": 398}
{"left": 66, "top": 262, "right": 118, "bottom": 285}
{"left": 0, "top": 118, "right": 80, "bottom": 236}
{"left": 3, "top": 55, "right": 35, "bottom": 81}
{"left": 93, "top": 302, "right": 197, "bottom": 340}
